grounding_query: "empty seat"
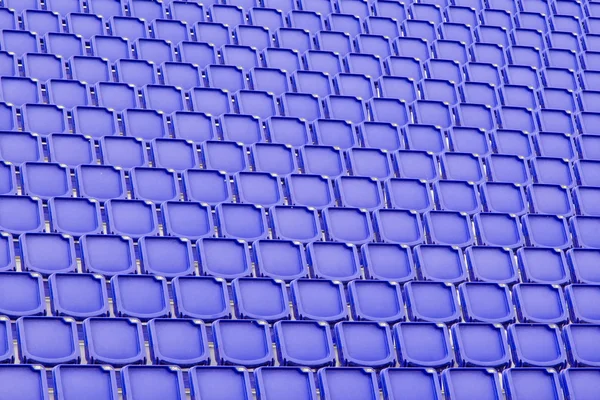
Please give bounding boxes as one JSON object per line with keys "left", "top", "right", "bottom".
{"left": 507, "top": 324, "right": 566, "bottom": 368}
{"left": 0, "top": 272, "right": 44, "bottom": 317}
{"left": 319, "top": 368, "right": 380, "bottom": 400}
{"left": 335, "top": 322, "right": 395, "bottom": 368}
{"left": 459, "top": 282, "right": 515, "bottom": 324}
{"left": 198, "top": 238, "right": 252, "bottom": 279}
{"left": 49, "top": 198, "right": 102, "bottom": 236}
{"left": 105, "top": 200, "right": 159, "bottom": 239}
{"left": 84, "top": 317, "right": 146, "bottom": 366}
{"left": 151, "top": 138, "right": 198, "bottom": 171}
{"left": 100, "top": 136, "right": 148, "bottom": 168}
{"left": 0, "top": 77, "right": 40, "bottom": 107}
{"left": 348, "top": 280, "right": 405, "bottom": 323}
{"left": 1, "top": 30, "right": 39, "bottom": 56}
{"left": 517, "top": 247, "right": 571, "bottom": 285}
{"left": 21, "top": 162, "right": 71, "bottom": 199}
{"left": 414, "top": 245, "right": 468, "bottom": 283}
{"left": 139, "top": 236, "right": 194, "bottom": 277}
{"left": 53, "top": 365, "right": 119, "bottom": 400}
{"left": 24, "top": 10, "right": 61, "bottom": 36}
{"left": 143, "top": 85, "right": 185, "bottom": 114}
{"left": 442, "top": 368, "right": 504, "bottom": 400}
{"left": 121, "top": 366, "right": 186, "bottom": 400}
{"left": 213, "top": 320, "right": 274, "bottom": 367}
{"left": 513, "top": 283, "right": 567, "bottom": 325}
{"left": 235, "top": 25, "right": 270, "bottom": 51}
{"left": 17, "top": 316, "right": 79, "bottom": 366}
{"left": 222, "top": 45, "right": 259, "bottom": 71}
{"left": 49, "top": 273, "right": 109, "bottom": 319}
{"left": 394, "top": 322, "right": 454, "bottom": 369}
{"left": 190, "top": 366, "right": 252, "bottom": 400}
{"left": 466, "top": 246, "right": 519, "bottom": 284}
{"left": 291, "top": 278, "right": 347, "bottom": 322}
{"left": 233, "top": 278, "right": 289, "bottom": 322}
{"left": 77, "top": 165, "right": 126, "bottom": 204}
{"left": 148, "top": 318, "right": 210, "bottom": 367}
{"left": 521, "top": 214, "right": 572, "bottom": 250}
{"left": 111, "top": 274, "right": 170, "bottom": 320}
{"left": 0, "top": 364, "right": 49, "bottom": 400}
{"left": 70, "top": 56, "right": 111, "bottom": 85}
{"left": 451, "top": 323, "right": 510, "bottom": 369}
{"left": 115, "top": 59, "right": 157, "bottom": 87}
{"left": 236, "top": 90, "right": 277, "bottom": 119}
{"left": 270, "top": 206, "right": 321, "bottom": 243}
{"left": 134, "top": 38, "right": 174, "bottom": 64}
{"left": 560, "top": 368, "right": 600, "bottom": 400}
{"left": 79, "top": 235, "right": 137, "bottom": 276}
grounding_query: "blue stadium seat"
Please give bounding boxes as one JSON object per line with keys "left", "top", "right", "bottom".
{"left": 105, "top": 199, "right": 159, "bottom": 239}
{"left": 122, "top": 109, "right": 166, "bottom": 140}
{"left": 486, "top": 154, "right": 532, "bottom": 185}
{"left": 381, "top": 368, "right": 442, "bottom": 400}
{"left": 466, "top": 246, "right": 519, "bottom": 284}
{"left": 508, "top": 324, "right": 567, "bottom": 369}
{"left": 451, "top": 323, "right": 510, "bottom": 369}
{"left": 573, "top": 186, "right": 600, "bottom": 216}
{"left": 308, "top": 241, "right": 361, "bottom": 281}
{"left": 0, "top": 272, "right": 44, "bottom": 317}
{"left": 202, "top": 141, "right": 246, "bottom": 174}
{"left": 170, "top": 1, "right": 205, "bottom": 25}
{"left": 147, "top": 319, "right": 210, "bottom": 366}
{"left": 281, "top": 92, "right": 324, "bottom": 120}
{"left": 20, "top": 233, "right": 76, "bottom": 275}
{"left": 0, "top": 77, "right": 41, "bottom": 107}
{"left": 139, "top": 236, "right": 194, "bottom": 277}
{"left": 23, "top": 10, "right": 61, "bottom": 36}
{"left": 249, "top": 68, "right": 289, "bottom": 96}
{"left": 161, "top": 201, "right": 214, "bottom": 240}
{"left": 274, "top": 321, "right": 335, "bottom": 367}
{"left": 198, "top": 238, "right": 252, "bottom": 279}
{"left": 100, "top": 136, "right": 148, "bottom": 168}
{"left": 442, "top": 368, "right": 504, "bottom": 400}
{"left": 337, "top": 176, "right": 382, "bottom": 209}
{"left": 318, "top": 368, "right": 379, "bottom": 400}
{"left": 255, "top": 367, "right": 318, "bottom": 400}
{"left": 172, "top": 276, "right": 231, "bottom": 321}
{"left": 474, "top": 213, "right": 524, "bottom": 248}
{"left": 111, "top": 274, "right": 170, "bottom": 320}
{"left": 172, "top": 111, "right": 215, "bottom": 143}
{"left": 233, "top": 278, "right": 289, "bottom": 321}
{"left": 374, "top": 209, "right": 424, "bottom": 246}
{"left": 84, "top": 317, "right": 146, "bottom": 366}
{"left": 53, "top": 365, "right": 118, "bottom": 400}
{"left": 528, "top": 184, "right": 573, "bottom": 216}
{"left": 348, "top": 280, "right": 404, "bottom": 323}
{"left": 517, "top": 247, "right": 571, "bottom": 284}
{"left": 213, "top": 319, "right": 274, "bottom": 367}
{"left": 46, "top": 79, "right": 90, "bottom": 108}
{"left": 151, "top": 138, "right": 198, "bottom": 171}
{"left": 270, "top": 206, "right": 321, "bottom": 243}
{"left": 405, "top": 281, "right": 461, "bottom": 323}
{"left": 513, "top": 283, "right": 568, "bottom": 325}
{"left": 394, "top": 322, "right": 454, "bottom": 368}
{"left": 263, "top": 48, "right": 302, "bottom": 72}
{"left": 459, "top": 282, "right": 515, "bottom": 323}
{"left": 335, "top": 321, "right": 395, "bottom": 368}
{"left": 20, "top": 162, "right": 71, "bottom": 199}
{"left": 48, "top": 197, "right": 102, "bottom": 236}
{"left": 561, "top": 368, "right": 600, "bottom": 400}
{"left": 286, "top": 174, "right": 335, "bottom": 208}
{"left": 292, "top": 70, "right": 334, "bottom": 98}
{"left": 571, "top": 215, "right": 600, "bottom": 248}
{"left": 182, "top": 170, "right": 229, "bottom": 204}
{"left": 79, "top": 234, "right": 136, "bottom": 276}
{"left": 49, "top": 273, "right": 109, "bottom": 319}
{"left": 235, "top": 172, "right": 283, "bottom": 206}
{"left": 249, "top": 8, "right": 283, "bottom": 31}
{"left": 385, "top": 56, "right": 423, "bottom": 81}
{"left": 121, "top": 366, "right": 186, "bottom": 400}
{"left": 17, "top": 316, "right": 79, "bottom": 366}
{"left": 313, "top": 119, "right": 356, "bottom": 149}
{"left": 362, "top": 243, "right": 416, "bottom": 282}
{"left": 291, "top": 278, "right": 347, "bottom": 322}
{"left": 190, "top": 366, "right": 252, "bottom": 400}
{"left": 0, "top": 365, "right": 49, "bottom": 400}
{"left": 1, "top": 30, "right": 39, "bottom": 56}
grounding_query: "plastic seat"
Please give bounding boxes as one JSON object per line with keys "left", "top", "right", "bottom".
{"left": 381, "top": 368, "right": 442, "bottom": 400}
{"left": 291, "top": 71, "right": 333, "bottom": 98}
{"left": 76, "top": 164, "right": 125, "bottom": 201}
{"left": 48, "top": 197, "right": 102, "bottom": 237}
{"left": 517, "top": 247, "right": 571, "bottom": 285}
{"left": 134, "top": 38, "right": 174, "bottom": 65}
{"left": 100, "top": 136, "right": 147, "bottom": 168}
{"left": 574, "top": 160, "right": 600, "bottom": 186}
{"left": 0, "top": 272, "right": 44, "bottom": 317}
{"left": 307, "top": 242, "right": 360, "bottom": 281}
{"left": 442, "top": 368, "right": 504, "bottom": 400}
{"left": 248, "top": 68, "right": 289, "bottom": 97}
{"left": 201, "top": 141, "right": 246, "bottom": 174}
{"left": 69, "top": 56, "right": 111, "bottom": 85}
{"left": 46, "top": 79, "right": 89, "bottom": 109}
{"left": 235, "top": 25, "right": 270, "bottom": 51}
{"left": 315, "top": 31, "right": 353, "bottom": 56}
{"left": 220, "top": 114, "right": 262, "bottom": 145}
{"left": 129, "top": 0, "right": 165, "bottom": 21}
{"left": 68, "top": 13, "right": 104, "bottom": 39}
{"left": 235, "top": 90, "right": 277, "bottom": 119}
{"left": 177, "top": 42, "right": 215, "bottom": 68}
{"left": 139, "top": 236, "right": 194, "bottom": 277}
{"left": 122, "top": 109, "right": 166, "bottom": 140}
{"left": 385, "top": 56, "right": 423, "bottom": 82}
{"left": 337, "top": 176, "right": 382, "bottom": 210}
{"left": 394, "top": 37, "right": 430, "bottom": 61}
{"left": 345, "top": 53, "right": 384, "bottom": 79}
{"left": 414, "top": 245, "right": 467, "bottom": 283}
{"left": 431, "top": 180, "right": 479, "bottom": 215}
{"left": 151, "top": 138, "right": 198, "bottom": 171}
{"left": 109, "top": 16, "right": 147, "bottom": 42}
{"left": 233, "top": 278, "right": 289, "bottom": 322}
{"left": 0, "top": 51, "right": 16, "bottom": 78}
{"left": 285, "top": 174, "right": 334, "bottom": 209}
{"left": 213, "top": 320, "right": 274, "bottom": 367}
{"left": 561, "top": 368, "right": 600, "bottom": 400}
{"left": 394, "top": 322, "right": 454, "bottom": 369}
{"left": 252, "top": 240, "right": 307, "bottom": 282}
{"left": 235, "top": 172, "right": 283, "bottom": 206}
{"left": 121, "top": 366, "right": 185, "bottom": 400}
{"left": 571, "top": 216, "right": 600, "bottom": 249}
{"left": 79, "top": 235, "right": 136, "bottom": 276}
{"left": 530, "top": 157, "right": 575, "bottom": 188}
{"left": 170, "top": 1, "right": 205, "bottom": 26}
{"left": 528, "top": 184, "right": 573, "bottom": 216}
{"left": 376, "top": 76, "right": 416, "bottom": 104}
{"left": 147, "top": 319, "right": 210, "bottom": 367}
{"left": 513, "top": 283, "right": 568, "bottom": 325}
{"left": 152, "top": 19, "right": 189, "bottom": 44}
{"left": 324, "top": 95, "right": 366, "bottom": 123}
{"left": 182, "top": 170, "right": 229, "bottom": 205}
{"left": 249, "top": 8, "right": 283, "bottom": 32}
{"left": 334, "top": 322, "right": 396, "bottom": 368}
{"left": 221, "top": 45, "right": 259, "bottom": 71}
{"left": 49, "top": 273, "right": 109, "bottom": 319}
{"left": 23, "top": 10, "right": 61, "bottom": 36}
{"left": 452, "top": 323, "right": 510, "bottom": 368}
{"left": 0, "top": 77, "right": 40, "bottom": 107}
{"left": 348, "top": 280, "right": 404, "bottom": 323}
{"left": 255, "top": 367, "right": 318, "bottom": 400}
{"left": 217, "top": 203, "right": 268, "bottom": 241}
{"left": 190, "top": 366, "right": 252, "bottom": 400}
{"left": 143, "top": 85, "right": 185, "bottom": 114}
{"left": 73, "top": 106, "right": 119, "bottom": 138}
{"left": 499, "top": 85, "right": 537, "bottom": 110}
{"left": 485, "top": 154, "right": 531, "bottom": 185}
{"left": 275, "top": 28, "right": 311, "bottom": 53}
{"left": 0, "top": 30, "right": 38, "bottom": 57}
{"left": 304, "top": 50, "right": 342, "bottom": 76}
{"left": 111, "top": 274, "right": 169, "bottom": 321}
{"left": 115, "top": 59, "right": 157, "bottom": 87}
{"left": 263, "top": 48, "right": 301, "bottom": 72}
{"left": 161, "top": 201, "right": 214, "bottom": 241}
{"left": 288, "top": 10, "right": 323, "bottom": 35}
{"left": 318, "top": 368, "right": 380, "bottom": 400}
{"left": 270, "top": 206, "right": 321, "bottom": 243}
{"left": 96, "top": 82, "right": 139, "bottom": 111}
{"left": 573, "top": 187, "right": 600, "bottom": 216}
{"left": 474, "top": 213, "right": 524, "bottom": 248}
{"left": 291, "top": 278, "right": 347, "bottom": 322}
{"left": 0, "top": 365, "right": 49, "bottom": 400}
{"left": 280, "top": 92, "right": 322, "bottom": 121}
{"left": 190, "top": 87, "right": 231, "bottom": 116}
{"left": 205, "top": 64, "right": 245, "bottom": 92}
{"left": 373, "top": 209, "right": 424, "bottom": 246}
{"left": 480, "top": 182, "right": 526, "bottom": 216}
{"left": 0, "top": 8, "right": 16, "bottom": 30}
{"left": 566, "top": 284, "right": 600, "bottom": 324}
{"left": 0, "top": 131, "right": 43, "bottom": 165}
{"left": 105, "top": 200, "right": 158, "bottom": 239}
{"left": 405, "top": 281, "right": 461, "bottom": 323}
{"left": 508, "top": 324, "right": 566, "bottom": 369}
{"left": 84, "top": 317, "right": 145, "bottom": 366}
{"left": 329, "top": 13, "right": 363, "bottom": 37}
{"left": 170, "top": 112, "right": 214, "bottom": 143}
{"left": 21, "top": 162, "right": 71, "bottom": 200}
{"left": 424, "top": 211, "right": 474, "bottom": 247}
{"left": 362, "top": 243, "right": 416, "bottom": 282}
{"left": 459, "top": 282, "right": 515, "bottom": 324}
{"left": 53, "top": 365, "right": 118, "bottom": 400}
{"left": 511, "top": 28, "right": 544, "bottom": 49}
{"left": 355, "top": 34, "right": 392, "bottom": 59}
{"left": 16, "top": 316, "right": 79, "bottom": 366}
{"left": 45, "top": 32, "right": 85, "bottom": 60}
{"left": 172, "top": 276, "right": 230, "bottom": 321}
{"left": 252, "top": 142, "right": 296, "bottom": 175}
